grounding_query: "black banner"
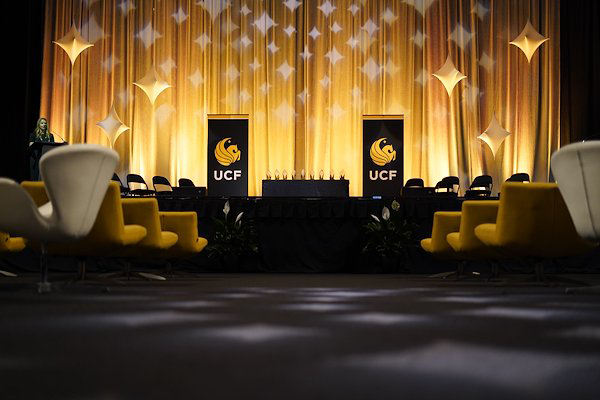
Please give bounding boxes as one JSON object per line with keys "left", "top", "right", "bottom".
{"left": 362, "top": 117, "right": 404, "bottom": 197}
{"left": 207, "top": 117, "right": 248, "bottom": 196}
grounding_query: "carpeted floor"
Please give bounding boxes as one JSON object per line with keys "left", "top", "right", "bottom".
{"left": 1, "top": 273, "right": 600, "bottom": 400}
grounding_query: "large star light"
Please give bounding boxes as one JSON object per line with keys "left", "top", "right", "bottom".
{"left": 509, "top": 20, "right": 549, "bottom": 62}
{"left": 433, "top": 55, "right": 467, "bottom": 96}
{"left": 133, "top": 67, "right": 171, "bottom": 104}
{"left": 53, "top": 25, "right": 94, "bottom": 65}
{"left": 97, "top": 104, "right": 129, "bottom": 147}
{"left": 478, "top": 116, "right": 511, "bottom": 157}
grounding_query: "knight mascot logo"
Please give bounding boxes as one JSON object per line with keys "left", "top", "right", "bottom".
{"left": 214, "top": 137, "right": 242, "bottom": 180}
{"left": 215, "top": 137, "right": 241, "bottom": 166}
{"left": 369, "top": 138, "right": 397, "bottom": 180}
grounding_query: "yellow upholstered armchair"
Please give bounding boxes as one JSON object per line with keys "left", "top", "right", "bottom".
{"left": 421, "top": 211, "right": 461, "bottom": 277}
{"left": 445, "top": 200, "right": 501, "bottom": 279}
{"left": 118, "top": 197, "right": 178, "bottom": 280}
{"left": 158, "top": 211, "right": 208, "bottom": 275}
{"left": 21, "top": 181, "right": 148, "bottom": 280}
{"left": 474, "top": 182, "right": 596, "bottom": 281}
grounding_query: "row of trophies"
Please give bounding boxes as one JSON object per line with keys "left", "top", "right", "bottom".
{"left": 265, "top": 169, "right": 346, "bottom": 180}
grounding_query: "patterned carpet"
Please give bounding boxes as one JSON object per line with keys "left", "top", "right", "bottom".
{"left": 1, "top": 273, "right": 599, "bottom": 399}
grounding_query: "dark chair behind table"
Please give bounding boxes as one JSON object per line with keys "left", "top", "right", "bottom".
{"left": 112, "top": 173, "right": 130, "bottom": 195}
{"left": 506, "top": 173, "right": 530, "bottom": 183}
{"left": 465, "top": 175, "right": 493, "bottom": 199}
{"left": 435, "top": 176, "right": 460, "bottom": 197}
{"left": 152, "top": 176, "right": 174, "bottom": 195}
{"left": 127, "top": 174, "right": 155, "bottom": 196}
{"left": 402, "top": 178, "right": 432, "bottom": 197}
{"left": 178, "top": 178, "right": 195, "bottom": 187}
{"left": 175, "top": 178, "right": 207, "bottom": 197}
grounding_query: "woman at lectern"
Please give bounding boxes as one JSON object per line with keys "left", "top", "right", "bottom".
{"left": 29, "top": 117, "right": 54, "bottom": 143}
{"left": 28, "top": 117, "right": 55, "bottom": 180}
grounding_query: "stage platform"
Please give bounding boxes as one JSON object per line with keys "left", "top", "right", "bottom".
{"left": 157, "top": 196, "right": 463, "bottom": 272}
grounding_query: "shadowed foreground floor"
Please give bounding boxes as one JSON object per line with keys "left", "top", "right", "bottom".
{"left": 1, "top": 273, "right": 600, "bottom": 400}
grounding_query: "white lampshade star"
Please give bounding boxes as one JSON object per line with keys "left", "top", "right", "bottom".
{"left": 97, "top": 104, "right": 129, "bottom": 147}
{"left": 433, "top": 55, "right": 467, "bottom": 96}
{"left": 133, "top": 67, "right": 171, "bottom": 104}
{"left": 478, "top": 115, "right": 511, "bottom": 157}
{"left": 509, "top": 20, "right": 549, "bottom": 62}
{"left": 53, "top": 24, "right": 94, "bottom": 65}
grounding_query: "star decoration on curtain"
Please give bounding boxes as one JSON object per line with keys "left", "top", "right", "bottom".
{"left": 478, "top": 115, "right": 511, "bottom": 157}
{"left": 97, "top": 104, "right": 129, "bottom": 147}
{"left": 348, "top": 4, "right": 360, "bottom": 15}
{"left": 188, "top": 68, "right": 204, "bottom": 87}
{"left": 136, "top": 22, "right": 162, "bottom": 49}
{"left": 325, "top": 47, "right": 344, "bottom": 65}
{"left": 284, "top": 0, "right": 302, "bottom": 11}
{"left": 433, "top": 55, "right": 467, "bottom": 96}
{"left": 118, "top": 0, "right": 135, "bottom": 15}
{"left": 361, "top": 19, "right": 379, "bottom": 37}
{"left": 277, "top": 61, "right": 294, "bottom": 80}
{"left": 53, "top": 24, "right": 94, "bottom": 65}
{"left": 284, "top": 25, "right": 296, "bottom": 36}
{"left": 381, "top": 8, "right": 398, "bottom": 25}
{"left": 133, "top": 67, "right": 171, "bottom": 104}
{"left": 171, "top": 6, "right": 188, "bottom": 24}
{"left": 240, "top": 4, "right": 252, "bottom": 16}
{"left": 331, "top": 22, "right": 343, "bottom": 33}
{"left": 253, "top": 12, "right": 277, "bottom": 35}
{"left": 81, "top": 15, "right": 108, "bottom": 44}
{"left": 360, "top": 57, "right": 381, "bottom": 82}
{"left": 403, "top": 0, "right": 436, "bottom": 17}
{"left": 309, "top": 27, "right": 321, "bottom": 40}
{"left": 509, "top": 20, "right": 549, "bottom": 62}
{"left": 300, "top": 45, "right": 312, "bottom": 60}
{"left": 449, "top": 23, "right": 473, "bottom": 50}
{"left": 318, "top": 1, "right": 336, "bottom": 17}
{"left": 197, "top": 0, "right": 231, "bottom": 21}
{"left": 195, "top": 33, "right": 211, "bottom": 50}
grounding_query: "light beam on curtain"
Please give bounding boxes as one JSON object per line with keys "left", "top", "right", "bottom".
{"left": 39, "top": 0, "right": 559, "bottom": 195}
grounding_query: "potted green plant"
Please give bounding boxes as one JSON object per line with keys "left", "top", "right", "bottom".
{"left": 362, "top": 200, "right": 417, "bottom": 272}
{"left": 206, "top": 201, "right": 259, "bottom": 270}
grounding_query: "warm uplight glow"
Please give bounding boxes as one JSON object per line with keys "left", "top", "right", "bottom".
{"left": 40, "top": 1, "right": 559, "bottom": 194}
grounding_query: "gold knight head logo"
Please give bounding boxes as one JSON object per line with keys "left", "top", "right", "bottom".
{"left": 370, "top": 138, "right": 396, "bottom": 166}
{"left": 215, "top": 137, "right": 241, "bottom": 167}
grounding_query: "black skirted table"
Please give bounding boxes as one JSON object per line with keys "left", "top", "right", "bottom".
{"left": 157, "top": 196, "right": 463, "bottom": 272}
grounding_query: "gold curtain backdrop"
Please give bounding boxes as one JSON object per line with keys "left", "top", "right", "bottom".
{"left": 40, "top": 0, "right": 560, "bottom": 195}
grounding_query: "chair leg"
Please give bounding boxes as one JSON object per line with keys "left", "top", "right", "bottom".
{"left": 78, "top": 258, "right": 87, "bottom": 281}
{"left": 37, "top": 244, "right": 52, "bottom": 293}
{"left": 487, "top": 261, "right": 499, "bottom": 282}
